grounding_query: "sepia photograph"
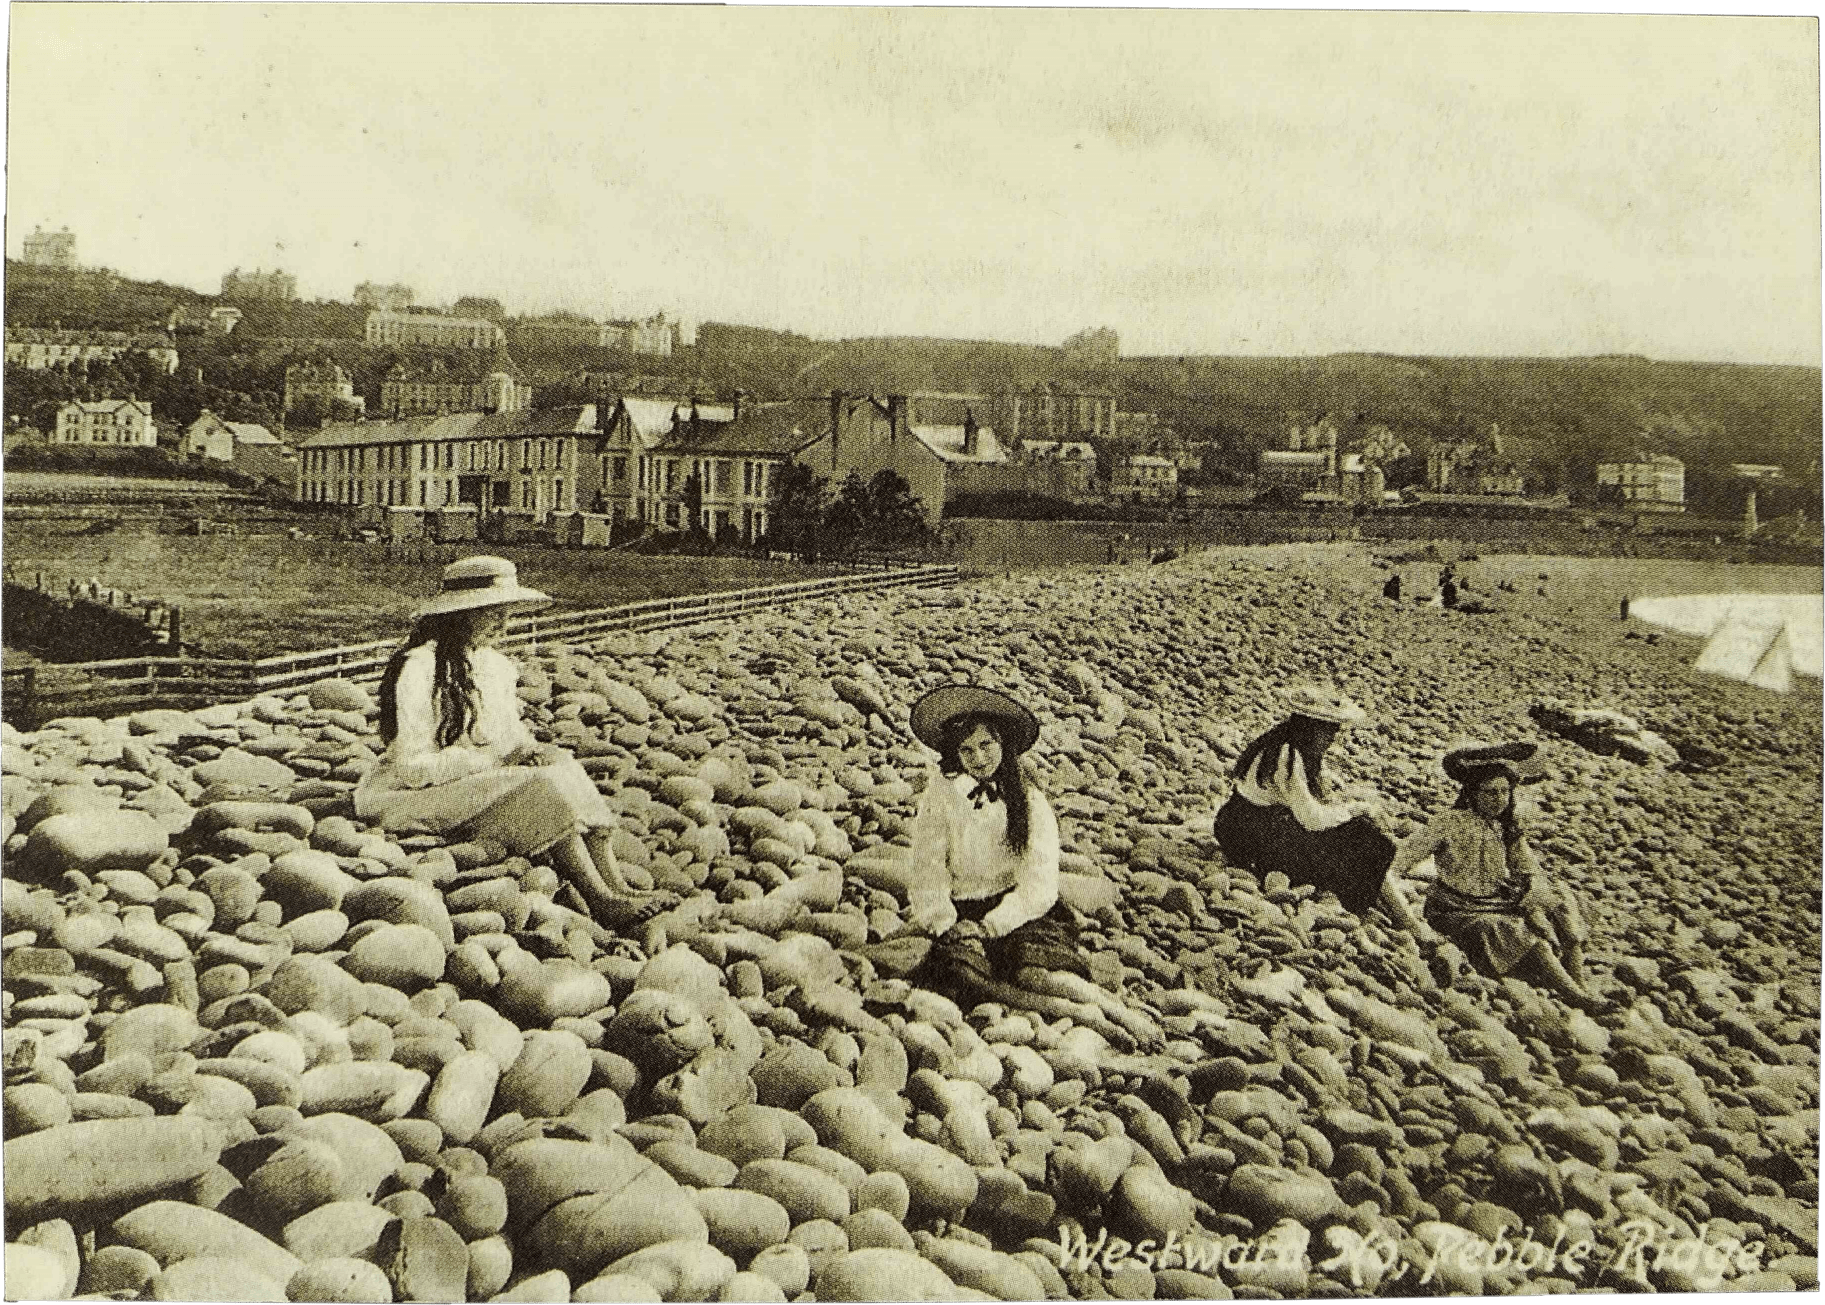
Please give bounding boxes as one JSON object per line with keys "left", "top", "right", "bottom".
{"left": 0, "top": 3, "right": 1819, "bottom": 1300}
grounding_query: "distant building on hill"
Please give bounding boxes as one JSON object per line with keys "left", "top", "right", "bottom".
{"left": 284, "top": 361, "right": 365, "bottom": 414}
{"left": 353, "top": 282, "right": 415, "bottom": 310}
{"left": 22, "top": 226, "right": 77, "bottom": 269}
{"left": 1597, "top": 453, "right": 1686, "bottom": 511}
{"left": 366, "top": 309, "right": 505, "bottom": 350}
{"left": 181, "top": 410, "right": 279, "bottom": 461}
{"left": 614, "top": 313, "right": 675, "bottom": 357}
{"left": 380, "top": 353, "right": 531, "bottom": 417}
{"left": 992, "top": 382, "right": 1116, "bottom": 449}
{"left": 221, "top": 267, "right": 298, "bottom": 301}
{"left": 1062, "top": 327, "right": 1119, "bottom": 367}
{"left": 6, "top": 327, "right": 178, "bottom": 375}
{"left": 1428, "top": 422, "right": 1523, "bottom": 495}
{"left": 209, "top": 306, "right": 244, "bottom": 336}
{"left": 53, "top": 398, "right": 155, "bottom": 447}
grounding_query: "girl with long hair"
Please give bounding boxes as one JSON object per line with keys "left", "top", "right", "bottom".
{"left": 894, "top": 683, "right": 1160, "bottom": 1047}
{"left": 1388, "top": 741, "right": 1609, "bottom": 1012}
{"left": 1213, "top": 684, "right": 1429, "bottom": 932}
{"left": 355, "top": 556, "right": 670, "bottom": 929}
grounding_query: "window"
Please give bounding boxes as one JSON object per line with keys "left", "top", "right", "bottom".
{"left": 553, "top": 478, "right": 564, "bottom": 509}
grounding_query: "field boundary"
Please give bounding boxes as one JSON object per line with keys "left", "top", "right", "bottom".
{"left": 4, "top": 563, "right": 960, "bottom": 728}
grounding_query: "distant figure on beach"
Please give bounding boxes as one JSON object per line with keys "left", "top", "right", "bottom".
{"left": 1213, "top": 685, "right": 1429, "bottom": 933}
{"left": 1620, "top": 596, "right": 1631, "bottom": 621}
{"left": 1440, "top": 573, "right": 1460, "bottom": 609}
{"left": 356, "top": 556, "right": 673, "bottom": 930}
{"left": 882, "top": 683, "right": 1159, "bottom": 1048}
{"left": 1388, "top": 742, "right": 1612, "bottom": 1014}
{"left": 1382, "top": 573, "right": 1403, "bottom": 602}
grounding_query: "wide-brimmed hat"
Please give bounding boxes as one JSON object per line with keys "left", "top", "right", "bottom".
{"left": 1284, "top": 683, "right": 1368, "bottom": 726}
{"left": 910, "top": 683, "right": 1040, "bottom": 756}
{"left": 1443, "top": 739, "right": 1547, "bottom": 786}
{"left": 414, "top": 556, "right": 551, "bottom": 619}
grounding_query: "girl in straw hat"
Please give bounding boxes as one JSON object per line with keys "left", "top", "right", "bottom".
{"left": 355, "top": 556, "right": 672, "bottom": 927}
{"left": 894, "top": 683, "right": 1162, "bottom": 1048}
{"left": 1213, "top": 684, "right": 1431, "bottom": 935}
{"left": 1389, "top": 741, "right": 1611, "bottom": 1013}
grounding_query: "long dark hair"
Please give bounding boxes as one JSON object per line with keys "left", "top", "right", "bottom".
{"left": 1453, "top": 770, "right": 1524, "bottom": 846}
{"left": 377, "top": 611, "right": 482, "bottom": 748}
{"left": 938, "top": 713, "right": 1032, "bottom": 854}
{"left": 1231, "top": 715, "right": 1338, "bottom": 799}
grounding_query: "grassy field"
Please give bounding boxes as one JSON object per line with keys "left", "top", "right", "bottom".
{"left": 2, "top": 520, "right": 842, "bottom": 658}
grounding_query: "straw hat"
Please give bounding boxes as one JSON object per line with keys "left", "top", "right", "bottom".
{"left": 910, "top": 683, "right": 1040, "bottom": 756}
{"left": 1284, "top": 683, "right": 1368, "bottom": 726}
{"left": 1442, "top": 739, "right": 1547, "bottom": 786}
{"left": 414, "top": 556, "right": 551, "bottom": 619}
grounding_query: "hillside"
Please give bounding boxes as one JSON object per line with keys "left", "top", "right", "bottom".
{"left": 5, "top": 264, "right": 1818, "bottom": 486}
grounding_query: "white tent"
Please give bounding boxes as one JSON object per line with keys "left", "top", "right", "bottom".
{"left": 1692, "top": 616, "right": 1794, "bottom": 693}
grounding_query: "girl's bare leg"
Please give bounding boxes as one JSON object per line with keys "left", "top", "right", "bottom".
{"left": 550, "top": 833, "right": 675, "bottom": 927}
{"left": 1524, "top": 944, "right": 1613, "bottom": 1015}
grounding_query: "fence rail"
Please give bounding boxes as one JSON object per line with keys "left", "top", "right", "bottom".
{"left": 3, "top": 564, "right": 960, "bottom": 728}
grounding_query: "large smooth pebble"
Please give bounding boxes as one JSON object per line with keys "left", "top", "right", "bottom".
{"left": 815, "top": 1249, "right": 961, "bottom": 1302}
{"left": 287, "top": 1258, "right": 394, "bottom": 1303}
{"left": 148, "top": 1256, "right": 288, "bottom": 1302}
{"left": 5, "top": 1117, "right": 222, "bottom": 1225}
{"left": 693, "top": 1187, "right": 792, "bottom": 1261}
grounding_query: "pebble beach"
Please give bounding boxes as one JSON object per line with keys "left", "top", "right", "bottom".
{"left": 3, "top": 543, "right": 1818, "bottom": 1301}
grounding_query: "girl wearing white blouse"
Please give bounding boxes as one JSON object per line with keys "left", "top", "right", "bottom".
{"left": 354, "top": 556, "right": 671, "bottom": 927}
{"left": 904, "top": 684, "right": 1158, "bottom": 1047}
{"left": 1388, "top": 741, "right": 1609, "bottom": 1013}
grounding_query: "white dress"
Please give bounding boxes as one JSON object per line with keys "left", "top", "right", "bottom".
{"left": 353, "top": 643, "right": 613, "bottom": 855}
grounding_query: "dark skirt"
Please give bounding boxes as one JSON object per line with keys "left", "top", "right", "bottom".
{"left": 1212, "top": 794, "right": 1396, "bottom": 915}
{"left": 1426, "top": 877, "right": 1588, "bottom": 978}
{"left": 924, "top": 892, "right": 1089, "bottom": 997}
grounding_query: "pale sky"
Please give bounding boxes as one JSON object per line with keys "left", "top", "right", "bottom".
{"left": 5, "top": 5, "right": 1820, "bottom": 363}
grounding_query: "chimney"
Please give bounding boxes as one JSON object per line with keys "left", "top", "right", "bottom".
{"left": 732, "top": 388, "right": 748, "bottom": 421}
{"left": 963, "top": 410, "right": 979, "bottom": 458}
{"left": 888, "top": 395, "right": 908, "bottom": 446}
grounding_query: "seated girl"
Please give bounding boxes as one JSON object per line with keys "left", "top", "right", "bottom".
{"left": 900, "top": 683, "right": 1159, "bottom": 1048}
{"left": 1388, "top": 741, "right": 1611, "bottom": 1013}
{"left": 354, "top": 556, "right": 673, "bottom": 931}
{"left": 1213, "top": 684, "right": 1430, "bottom": 934}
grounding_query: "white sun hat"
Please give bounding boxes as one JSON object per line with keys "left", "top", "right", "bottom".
{"left": 413, "top": 555, "right": 552, "bottom": 619}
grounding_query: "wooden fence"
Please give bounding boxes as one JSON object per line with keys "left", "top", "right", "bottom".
{"left": 2, "top": 564, "right": 960, "bottom": 728}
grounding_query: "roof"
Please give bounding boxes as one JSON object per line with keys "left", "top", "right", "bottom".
{"left": 8, "top": 327, "right": 139, "bottom": 346}
{"left": 300, "top": 404, "right": 600, "bottom": 450}
{"left": 663, "top": 401, "right": 827, "bottom": 457}
{"left": 911, "top": 424, "right": 1007, "bottom": 465}
{"left": 229, "top": 424, "right": 279, "bottom": 445}
{"left": 1128, "top": 455, "right": 1175, "bottom": 468}
{"left": 62, "top": 398, "right": 150, "bottom": 416}
{"left": 617, "top": 397, "right": 688, "bottom": 446}
{"left": 1260, "top": 450, "right": 1329, "bottom": 466}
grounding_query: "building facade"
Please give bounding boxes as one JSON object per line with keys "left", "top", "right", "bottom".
{"left": 6, "top": 328, "right": 179, "bottom": 375}
{"left": 1597, "top": 454, "right": 1686, "bottom": 511}
{"left": 298, "top": 406, "right": 603, "bottom": 513}
{"left": 365, "top": 310, "right": 506, "bottom": 349}
{"left": 1110, "top": 454, "right": 1178, "bottom": 500}
{"left": 22, "top": 226, "right": 77, "bottom": 269}
{"left": 991, "top": 383, "right": 1117, "bottom": 448}
{"left": 353, "top": 282, "right": 415, "bottom": 310}
{"left": 53, "top": 399, "right": 155, "bottom": 447}
{"left": 380, "top": 364, "right": 531, "bottom": 418}
{"left": 284, "top": 361, "right": 365, "bottom": 414}
{"left": 221, "top": 268, "right": 298, "bottom": 301}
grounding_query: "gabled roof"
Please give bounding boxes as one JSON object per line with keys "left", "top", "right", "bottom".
{"left": 62, "top": 398, "right": 150, "bottom": 416}
{"left": 617, "top": 397, "right": 688, "bottom": 447}
{"left": 662, "top": 401, "right": 827, "bottom": 457}
{"left": 229, "top": 423, "right": 279, "bottom": 445}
